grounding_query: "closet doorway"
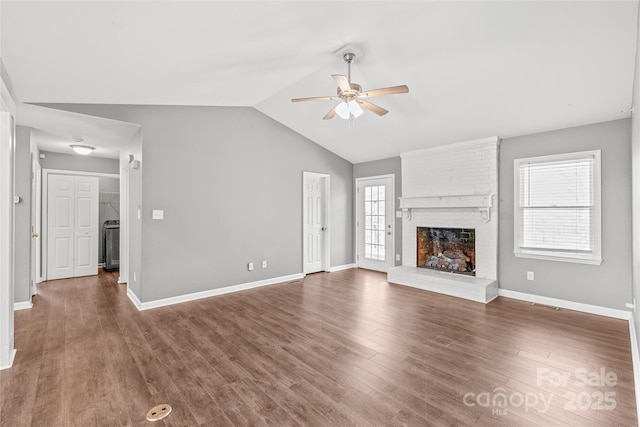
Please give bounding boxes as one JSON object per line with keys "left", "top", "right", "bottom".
{"left": 43, "top": 170, "right": 119, "bottom": 281}
{"left": 46, "top": 173, "right": 98, "bottom": 280}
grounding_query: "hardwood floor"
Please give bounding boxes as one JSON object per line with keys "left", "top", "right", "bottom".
{"left": 0, "top": 269, "right": 637, "bottom": 426}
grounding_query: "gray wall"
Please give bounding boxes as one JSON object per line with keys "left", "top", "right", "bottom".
{"left": 353, "top": 157, "right": 402, "bottom": 266}
{"left": 43, "top": 104, "right": 354, "bottom": 302}
{"left": 500, "top": 119, "right": 633, "bottom": 310}
{"left": 13, "top": 126, "right": 31, "bottom": 303}
{"left": 39, "top": 151, "right": 119, "bottom": 174}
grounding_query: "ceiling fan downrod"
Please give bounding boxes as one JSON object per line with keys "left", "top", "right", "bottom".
{"left": 344, "top": 52, "right": 355, "bottom": 84}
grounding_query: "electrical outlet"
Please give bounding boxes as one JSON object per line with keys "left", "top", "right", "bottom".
{"left": 262, "top": 260, "right": 267, "bottom": 268}
{"left": 527, "top": 271, "right": 534, "bottom": 281}
{"left": 248, "top": 262, "right": 254, "bottom": 271}
{"left": 627, "top": 298, "right": 636, "bottom": 311}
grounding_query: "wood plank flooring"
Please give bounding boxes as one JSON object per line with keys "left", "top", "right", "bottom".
{"left": 0, "top": 269, "right": 637, "bottom": 426}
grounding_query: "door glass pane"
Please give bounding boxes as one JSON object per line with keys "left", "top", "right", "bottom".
{"left": 364, "top": 184, "right": 385, "bottom": 261}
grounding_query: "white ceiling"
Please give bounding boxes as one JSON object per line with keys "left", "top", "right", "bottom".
{"left": 19, "top": 104, "right": 140, "bottom": 159}
{"left": 2, "top": 1, "right": 638, "bottom": 163}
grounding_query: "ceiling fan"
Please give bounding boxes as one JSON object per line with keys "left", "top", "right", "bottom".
{"left": 291, "top": 52, "right": 409, "bottom": 120}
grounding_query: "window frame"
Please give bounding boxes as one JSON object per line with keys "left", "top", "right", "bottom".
{"left": 513, "top": 149, "right": 602, "bottom": 265}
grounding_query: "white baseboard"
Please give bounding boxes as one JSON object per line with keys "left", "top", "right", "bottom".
{"left": 126, "top": 287, "right": 143, "bottom": 311}
{"left": 498, "top": 289, "right": 632, "bottom": 320}
{"left": 127, "top": 273, "right": 305, "bottom": 311}
{"left": 628, "top": 318, "right": 640, "bottom": 426}
{"left": 328, "top": 264, "right": 355, "bottom": 272}
{"left": 14, "top": 301, "right": 32, "bottom": 311}
{"left": 0, "top": 349, "right": 16, "bottom": 370}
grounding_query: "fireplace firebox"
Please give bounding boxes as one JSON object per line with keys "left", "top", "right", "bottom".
{"left": 416, "top": 227, "right": 476, "bottom": 276}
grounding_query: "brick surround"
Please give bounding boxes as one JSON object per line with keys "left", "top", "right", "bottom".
{"left": 388, "top": 137, "right": 499, "bottom": 303}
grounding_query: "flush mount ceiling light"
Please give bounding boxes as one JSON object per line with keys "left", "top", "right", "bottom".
{"left": 70, "top": 139, "right": 95, "bottom": 155}
{"left": 291, "top": 52, "right": 409, "bottom": 120}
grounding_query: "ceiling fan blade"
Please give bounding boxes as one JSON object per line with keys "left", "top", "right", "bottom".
{"left": 332, "top": 74, "right": 351, "bottom": 93}
{"left": 360, "top": 85, "right": 409, "bottom": 98}
{"left": 323, "top": 105, "right": 338, "bottom": 120}
{"left": 359, "top": 100, "right": 389, "bottom": 116}
{"left": 291, "top": 95, "right": 339, "bottom": 103}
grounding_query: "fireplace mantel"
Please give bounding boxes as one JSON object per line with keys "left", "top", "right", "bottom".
{"left": 399, "top": 193, "right": 494, "bottom": 222}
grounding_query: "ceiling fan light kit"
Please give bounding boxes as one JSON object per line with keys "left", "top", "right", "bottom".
{"left": 292, "top": 52, "right": 409, "bottom": 121}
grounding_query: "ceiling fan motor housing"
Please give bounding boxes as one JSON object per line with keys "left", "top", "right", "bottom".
{"left": 337, "top": 83, "right": 362, "bottom": 100}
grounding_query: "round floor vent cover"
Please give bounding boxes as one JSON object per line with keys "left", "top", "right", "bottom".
{"left": 146, "top": 404, "right": 172, "bottom": 422}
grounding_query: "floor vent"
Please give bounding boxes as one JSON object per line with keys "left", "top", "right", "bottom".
{"left": 532, "top": 302, "right": 560, "bottom": 311}
{"left": 146, "top": 404, "right": 172, "bottom": 422}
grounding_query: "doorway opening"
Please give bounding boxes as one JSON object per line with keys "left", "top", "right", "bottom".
{"left": 42, "top": 169, "right": 119, "bottom": 281}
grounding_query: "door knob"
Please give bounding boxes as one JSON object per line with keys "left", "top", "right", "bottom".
{"left": 321, "top": 227, "right": 326, "bottom": 231}
{"left": 387, "top": 231, "right": 392, "bottom": 235}
{"left": 32, "top": 232, "right": 39, "bottom": 238}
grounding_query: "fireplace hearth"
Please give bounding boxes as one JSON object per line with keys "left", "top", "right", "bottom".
{"left": 417, "top": 227, "right": 476, "bottom": 276}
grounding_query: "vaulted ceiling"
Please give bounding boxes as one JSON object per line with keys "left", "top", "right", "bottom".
{"left": 2, "top": 1, "right": 638, "bottom": 163}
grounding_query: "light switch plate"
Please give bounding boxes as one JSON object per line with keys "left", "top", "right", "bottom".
{"left": 152, "top": 210, "right": 164, "bottom": 220}
{"left": 396, "top": 211, "right": 402, "bottom": 218}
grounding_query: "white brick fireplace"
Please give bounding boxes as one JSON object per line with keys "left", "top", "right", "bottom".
{"left": 387, "top": 137, "right": 500, "bottom": 303}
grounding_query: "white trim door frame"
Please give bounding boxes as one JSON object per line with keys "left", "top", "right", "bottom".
{"left": 119, "top": 165, "right": 129, "bottom": 284}
{"left": 302, "top": 171, "right": 330, "bottom": 274}
{"left": 30, "top": 154, "right": 42, "bottom": 294}
{"left": 0, "top": 85, "right": 17, "bottom": 369}
{"left": 356, "top": 174, "right": 395, "bottom": 272}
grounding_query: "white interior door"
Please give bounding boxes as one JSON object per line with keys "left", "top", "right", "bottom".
{"left": 303, "top": 172, "right": 329, "bottom": 274}
{"left": 73, "top": 176, "right": 98, "bottom": 277}
{"left": 357, "top": 176, "right": 395, "bottom": 272}
{"left": 47, "top": 174, "right": 98, "bottom": 280}
{"left": 47, "top": 174, "right": 74, "bottom": 280}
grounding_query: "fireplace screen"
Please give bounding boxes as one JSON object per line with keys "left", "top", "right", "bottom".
{"left": 417, "top": 227, "right": 476, "bottom": 276}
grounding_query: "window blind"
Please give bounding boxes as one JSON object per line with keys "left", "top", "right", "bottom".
{"left": 517, "top": 155, "right": 594, "bottom": 253}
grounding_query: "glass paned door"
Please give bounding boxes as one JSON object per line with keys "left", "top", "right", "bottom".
{"left": 357, "top": 176, "right": 394, "bottom": 272}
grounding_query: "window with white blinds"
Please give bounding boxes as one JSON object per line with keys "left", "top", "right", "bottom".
{"left": 514, "top": 150, "right": 602, "bottom": 265}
